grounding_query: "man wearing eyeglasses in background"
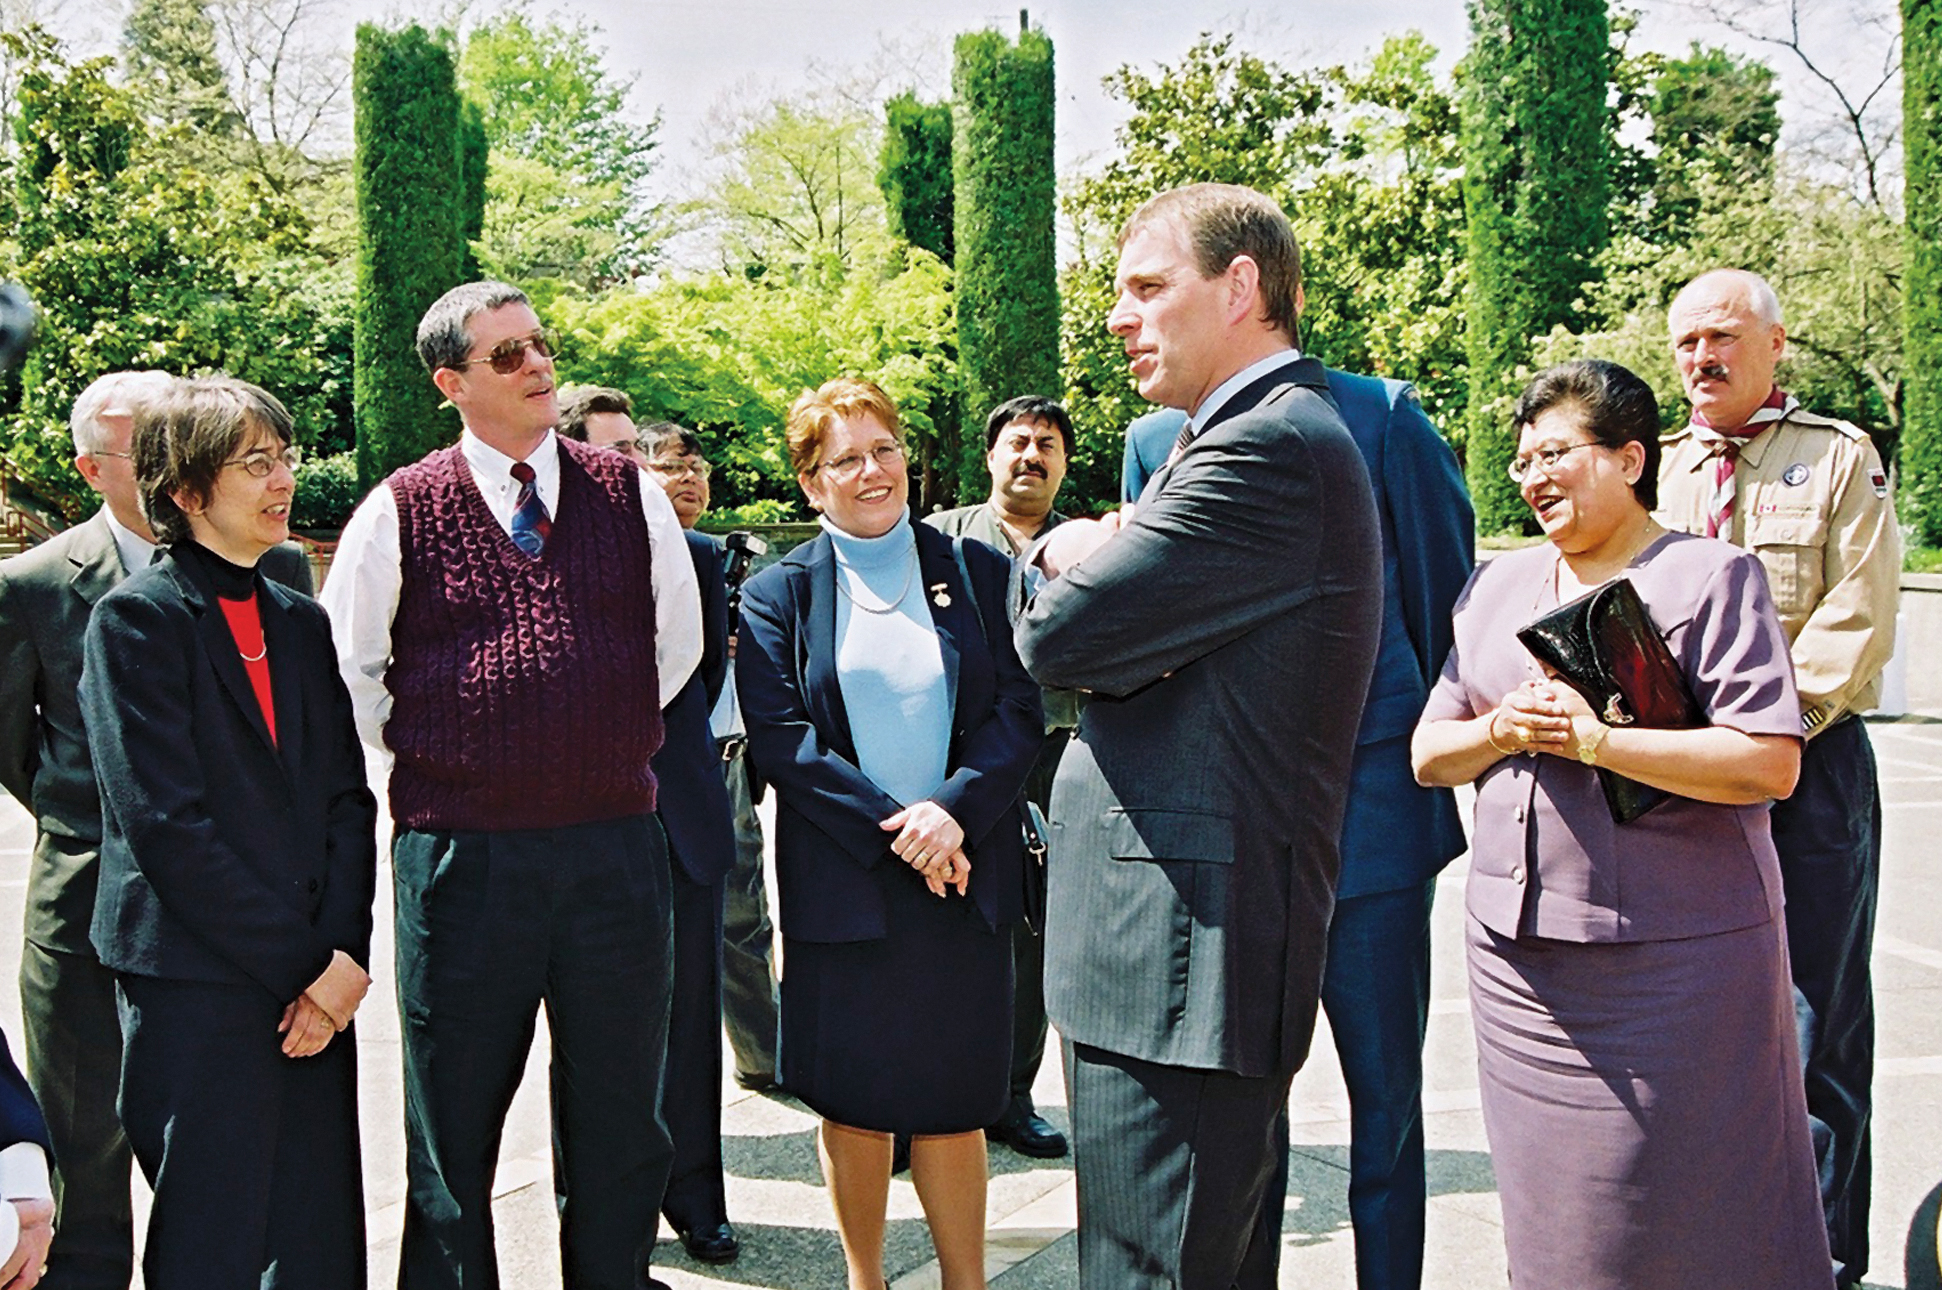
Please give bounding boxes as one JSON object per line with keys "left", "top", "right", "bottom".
{"left": 558, "top": 387, "right": 744, "bottom": 1266}
{"left": 321, "top": 285, "right": 701, "bottom": 1290}
{"left": 0, "top": 371, "right": 312, "bottom": 1290}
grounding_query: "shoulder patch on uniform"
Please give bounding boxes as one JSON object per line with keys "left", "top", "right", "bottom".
{"left": 1870, "top": 468, "right": 1889, "bottom": 498}
{"left": 1781, "top": 462, "right": 1810, "bottom": 487}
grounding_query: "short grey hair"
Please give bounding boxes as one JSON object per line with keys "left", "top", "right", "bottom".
{"left": 415, "top": 280, "right": 532, "bottom": 373}
{"left": 1671, "top": 269, "right": 1785, "bottom": 330}
{"left": 70, "top": 371, "right": 175, "bottom": 456}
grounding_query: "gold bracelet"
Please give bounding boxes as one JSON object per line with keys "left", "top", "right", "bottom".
{"left": 1484, "top": 711, "right": 1520, "bottom": 758}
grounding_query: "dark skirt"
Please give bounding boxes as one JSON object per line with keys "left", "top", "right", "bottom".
{"left": 1467, "top": 914, "right": 1832, "bottom": 1290}
{"left": 780, "top": 861, "right": 1013, "bottom": 1135}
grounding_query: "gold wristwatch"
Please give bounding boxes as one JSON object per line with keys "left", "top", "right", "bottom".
{"left": 1575, "top": 718, "right": 1609, "bottom": 766}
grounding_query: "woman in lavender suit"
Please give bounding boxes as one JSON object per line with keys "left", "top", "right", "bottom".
{"left": 1411, "top": 360, "right": 1831, "bottom": 1290}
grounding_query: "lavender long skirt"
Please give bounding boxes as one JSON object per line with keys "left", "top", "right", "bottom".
{"left": 1467, "top": 914, "right": 1833, "bottom": 1290}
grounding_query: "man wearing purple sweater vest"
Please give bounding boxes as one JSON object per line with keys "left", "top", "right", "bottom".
{"left": 321, "top": 281, "right": 701, "bottom": 1290}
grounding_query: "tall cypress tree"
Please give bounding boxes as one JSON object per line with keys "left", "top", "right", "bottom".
{"left": 880, "top": 92, "right": 954, "bottom": 264}
{"left": 953, "top": 26, "right": 1057, "bottom": 493}
{"left": 1459, "top": 0, "right": 1613, "bottom": 532}
{"left": 457, "top": 96, "right": 489, "bottom": 281}
{"left": 1904, "top": 0, "right": 1942, "bottom": 546}
{"left": 353, "top": 23, "right": 465, "bottom": 487}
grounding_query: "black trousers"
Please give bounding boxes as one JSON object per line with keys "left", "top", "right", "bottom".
{"left": 116, "top": 974, "right": 364, "bottom": 1290}
{"left": 394, "top": 815, "right": 674, "bottom": 1290}
{"left": 1065, "top": 1040, "right": 1295, "bottom": 1290}
{"left": 1773, "top": 715, "right": 1880, "bottom": 1284}
{"left": 659, "top": 863, "right": 729, "bottom": 1233}
{"left": 19, "top": 937, "right": 134, "bottom": 1290}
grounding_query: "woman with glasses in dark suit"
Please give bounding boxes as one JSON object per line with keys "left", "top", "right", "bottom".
{"left": 81, "top": 377, "right": 377, "bottom": 1290}
{"left": 737, "top": 378, "right": 1041, "bottom": 1290}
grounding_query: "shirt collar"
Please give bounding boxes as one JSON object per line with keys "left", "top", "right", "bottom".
{"left": 103, "top": 507, "right": 158, "bottom": 574}
{"left": 1188, "top": 348, "right": 1303, "bottom": 433}
{"left": 461, "top": 426, "right": 559, "bottom": 496}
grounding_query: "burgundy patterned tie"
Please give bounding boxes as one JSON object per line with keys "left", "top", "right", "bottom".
{"left": 509, "top": 461, "right": 551, "bottom": 557}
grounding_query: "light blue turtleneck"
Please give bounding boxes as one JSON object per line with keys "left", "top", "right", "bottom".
{"left": 823, "top": 511, "right": 951, "bottom": 807}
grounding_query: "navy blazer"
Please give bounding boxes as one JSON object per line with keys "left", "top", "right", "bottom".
{"left": 81, "top": 548, "right": 378, "bottom": 1004}
{"left": 1124, "top": 370, "right": 1473, "bottom": 896}
{"left": 736, "top": 518, "right": 1042, "bottom": 943}
{"left": 653, "top": 530, "right": 736, "bottom": 886}
{"left": 0, "top": 1030, "right": 48, "bottom": 1155}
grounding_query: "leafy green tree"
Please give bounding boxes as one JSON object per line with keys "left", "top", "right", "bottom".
{"left": 548, "top": 234, "right": 958, "bottom": 519}
{"left": 1, "top": 28, "right": 341, "bottom": 518}
{"left": 457, "top": 10, "right": 658, "bottom": 286}
{"left": 353, "top": 22, "right": 464, "bottom": 485}
{"left": 1904, "top": 0, "right": 1942, "bottom": 543}
{"left": 1459, "top": 0, "right": 1613, "bottom": 532}
{"left": 696, "top": 93, "right": 886, "bottom": 281}
{"left": 122, "top": 0, "right": 238, "bottom": 135}
{"left": 953, "top": 26, "right": 1057, "bottom": 490}
{"left": 880, "top": 92, "right": 953, "bottom": 263}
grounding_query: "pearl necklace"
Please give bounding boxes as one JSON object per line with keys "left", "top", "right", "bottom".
{"left": 834, "top": 550, "right": 917, "bottom": 615}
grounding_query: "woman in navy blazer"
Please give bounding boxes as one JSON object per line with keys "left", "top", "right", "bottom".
{"left": 80, "top": 378, "right": 377, "bottom": 1290}
{"left": 737, "top": 379, "right": 1041, "bottom": 1290}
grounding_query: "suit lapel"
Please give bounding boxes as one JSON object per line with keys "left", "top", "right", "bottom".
{"left": 1144, "top": 356, "right": 1333, "bottom": 502}
{"left": 915, "top": 530, "right": 963, "bottom": 731}
{"left": 170, "top": 557, "right": 282, "bottom": 761}
{"left": 259, "top": 587, "right": 304, "bottom": 778}
{"left": 66, "top": 511, "right": 129, "bottom": 608}
{"left": 799, "top": 537, "right": 859, "bottom": 762}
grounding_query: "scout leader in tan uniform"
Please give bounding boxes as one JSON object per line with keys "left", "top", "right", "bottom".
{"left": 1656, "top": 267, "right": 1899, "bottom": 1290}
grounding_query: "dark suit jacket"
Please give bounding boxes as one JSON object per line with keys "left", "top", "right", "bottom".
{"left": 737, "top": 519, "right": 1042, "bottom": 943}
{"left": 654, "top": 531, "right": 736, "bottom": 886}
{"left": 0, "top": 1031, "right": 48, "bottom": 1156}
{"left": 81, "top": 546, "right": 375, "bottom": 1003}
{"left": 1124, "top": 371, "right": 1473, "bottom": 898}
{"left": 0, "top": 510, "right": 313, "bottom": 954}
{"left": 1020, "top": 357, "right": 1382, "bottom": 1077}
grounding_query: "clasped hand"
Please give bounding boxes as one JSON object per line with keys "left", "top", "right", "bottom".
{"left": 1035, "top": 505, "right": 1134, "bottom": 580}
{"left": 1491, "top": 679, "right": 1594, "bottom": 756}
{"left": 881, "top": 800, "right": 970, "bottom": 897}
{"left": 278, "top": 949, "right": 372, "bottom": 1058}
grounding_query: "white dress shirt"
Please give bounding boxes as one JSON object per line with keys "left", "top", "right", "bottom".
{"left": 0, "top": 1141, "right": 51, "bottom": 1267}
{"left": 1186, "top": 347, "right": 1303, "bottom": 434}
{"left": 320, "top": 428, "right": 702, "bottom": 753}
{"left": 103, "top": 507, "right": 157, "bottom": 575}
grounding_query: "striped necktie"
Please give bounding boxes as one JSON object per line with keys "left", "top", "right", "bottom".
{"left": 1687, "top": 389, "right": 1795, "bottom": 540}
{"left": 1166, "top": 416, "right": 1197, "bottom": 468}
{"left": 509, "top": 461, "right": 552, "bottom": 557}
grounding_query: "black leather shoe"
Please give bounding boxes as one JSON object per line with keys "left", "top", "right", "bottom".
{"left": 986, "top": 1098, "right": 1069, "bottom": 1159}
{"left": 734, "top": 1070, "right": 777, "bottom": 1092}
{"left": 678, "top": 1222, "right": 740, "bottom": 1265}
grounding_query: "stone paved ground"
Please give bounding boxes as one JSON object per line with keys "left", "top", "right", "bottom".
{"left": 1, "top": 718, "right": 1937, "bottom": 1288}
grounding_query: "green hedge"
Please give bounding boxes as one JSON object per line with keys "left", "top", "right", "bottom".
{"left": 1458, "top": 0, "right": 1613, "bottom": 532}
{"left": 952, "top": 28, "right": 1058, "bottom": 495}
{"left": 1904, "top": 0, "right": 1942, "bottom": 545}
{"left": 352, "top": 23, "right": 465, "bottom": 487}
{"left": 881, "top": 92, "right": 954, "bottom": 264}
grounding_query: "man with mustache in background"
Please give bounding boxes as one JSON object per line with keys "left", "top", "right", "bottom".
{"left": 1655, "top": 268, "right": 1900, "bottom": 1289}
{"left": 926, "top": 395, "right": 1076, "bottom": 1161}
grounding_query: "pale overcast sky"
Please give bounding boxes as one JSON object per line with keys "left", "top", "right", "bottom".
{"left": 63, "top": 0, "right": 1899, "bottom": 204}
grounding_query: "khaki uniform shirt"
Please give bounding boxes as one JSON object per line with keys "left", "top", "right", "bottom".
{"left": 1656, "top": 405, "right": 1900, "bottom": 735}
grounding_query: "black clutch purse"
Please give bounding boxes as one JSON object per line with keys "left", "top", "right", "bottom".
{"left": 1515, "top": 577, "right": 1705, "bottom": 823}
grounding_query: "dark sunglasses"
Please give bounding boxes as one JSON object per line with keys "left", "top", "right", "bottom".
{"left": 456, "top": 329, "right": 558, "bottom": 375}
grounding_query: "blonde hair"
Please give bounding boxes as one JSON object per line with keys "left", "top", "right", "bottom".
{"left": 785, "top": 378, "right": 903, "bottom": 476}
